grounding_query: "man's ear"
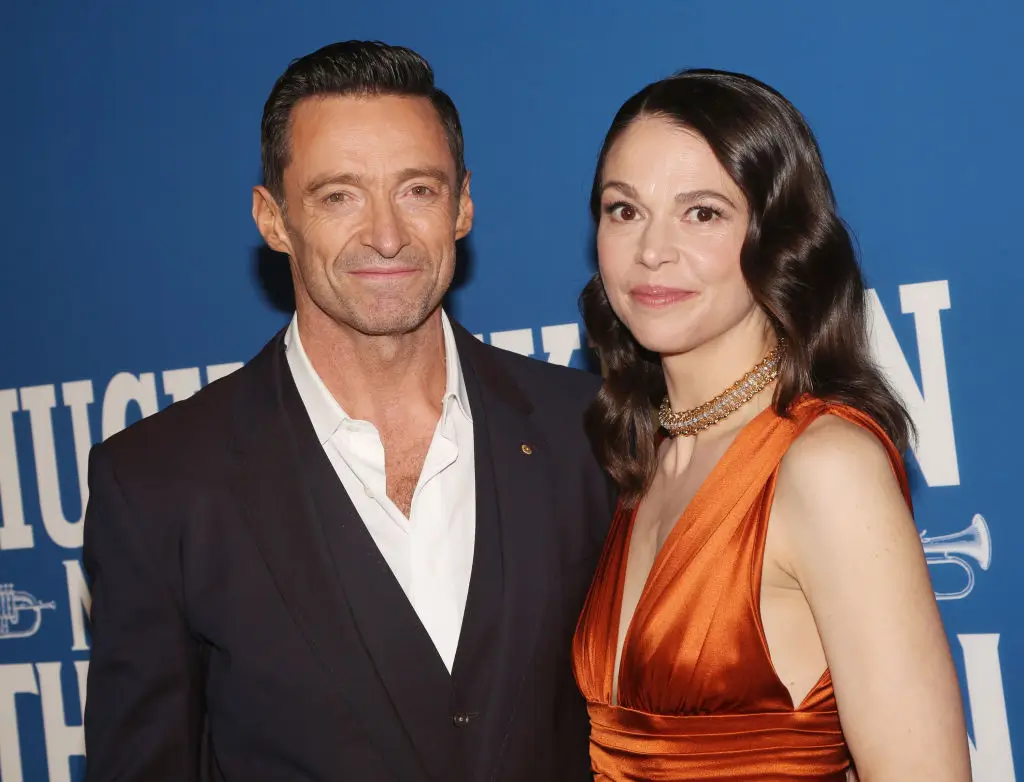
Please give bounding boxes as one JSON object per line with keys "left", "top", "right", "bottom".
{"left": 252, "top": 186, "right": 294, "bottom": 256}
{"left": 455, "top": 172, "right": 474, "bottom": 240}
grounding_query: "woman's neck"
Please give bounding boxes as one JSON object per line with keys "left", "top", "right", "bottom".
{"left": 661, "top": 314, "right": 776, "bottom": 412}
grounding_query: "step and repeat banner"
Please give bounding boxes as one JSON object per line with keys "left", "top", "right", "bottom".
{"left": 0, "top": 1, "right": 1020, "bottom": 780}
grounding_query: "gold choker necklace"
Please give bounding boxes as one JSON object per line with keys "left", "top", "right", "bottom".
{"left": 658, "top": 342, "right": 785, "bottom": 438}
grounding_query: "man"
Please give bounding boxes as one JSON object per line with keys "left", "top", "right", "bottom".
{"left": 82, "top": 40, "right": 615, "bottom": 781}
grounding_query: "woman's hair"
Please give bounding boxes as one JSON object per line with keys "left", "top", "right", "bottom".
{"left": 580, "top": 68, "right": 913, "bottom": 505}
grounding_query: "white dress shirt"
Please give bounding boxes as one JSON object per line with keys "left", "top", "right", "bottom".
{"left": 284, "top": 310, "right": 476, "bottom": 673}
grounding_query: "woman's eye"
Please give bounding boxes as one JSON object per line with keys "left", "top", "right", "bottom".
{"left": 605, "top": 202, "right": 639, "bottom": 221}
{"left": 689, "top": 205, "right": 721, "bottom": 223}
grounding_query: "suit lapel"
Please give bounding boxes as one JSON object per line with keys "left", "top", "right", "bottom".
{"left": 287, "top": 390, "right": 460, "bottom": 782}
{"left": 227, "top": 334, "right": 454, "bottom": 782}
{"left": 450, "top": 409, "right": 502, "bottom": 686}
{"left": 452, "top": 327, "right": 561, "bottom": 781}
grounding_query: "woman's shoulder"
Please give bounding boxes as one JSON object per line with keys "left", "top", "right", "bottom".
{"left": 784, "top": 395, "right": 901, "bottom": 456}
{"left": 787, "top": 411, "right": 891, "bottom": 475}
{"left": 774, "top": 397, "right": 908, "bottom": 521}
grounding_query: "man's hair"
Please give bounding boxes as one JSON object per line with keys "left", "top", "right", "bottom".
{"left": 260, "top": 40, "right": 466, "bottom": 201}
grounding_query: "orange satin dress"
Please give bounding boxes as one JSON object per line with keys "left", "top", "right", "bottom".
{"left": 573, "top": 397, "right": 910, "bottom": 781}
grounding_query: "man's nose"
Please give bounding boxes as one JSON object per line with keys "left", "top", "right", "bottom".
{"left": 359, "top": 197, "right": 411, "bottom": 259}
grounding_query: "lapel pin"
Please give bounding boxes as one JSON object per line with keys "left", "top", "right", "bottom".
{"left": 521, "top": 443, "right": 533, "bottom": 455}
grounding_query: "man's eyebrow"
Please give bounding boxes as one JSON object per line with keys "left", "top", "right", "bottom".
{"left": 303, "top": 167, "right": 452, "bottom": 195}
{"left": 304, "top": 172, "right": 362, "bottom": 194}
{"left": 394, "top": 167, "right": 452, "bottom": 186}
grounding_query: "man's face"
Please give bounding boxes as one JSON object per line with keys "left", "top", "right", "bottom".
{"left": 256, "top": 94, "right": 472, "bottom": 337}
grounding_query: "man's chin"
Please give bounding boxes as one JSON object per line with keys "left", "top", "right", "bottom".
{"left": 345, "top": 303, "right": 442, "bottom": 338}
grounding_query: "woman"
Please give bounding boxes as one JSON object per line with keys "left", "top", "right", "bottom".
{"left": 572, "top": 69, "right": 971, "bottom": 781}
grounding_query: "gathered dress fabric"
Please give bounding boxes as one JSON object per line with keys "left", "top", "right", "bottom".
{"left": 572, "top": 397, "right": 910, "bottom": 780}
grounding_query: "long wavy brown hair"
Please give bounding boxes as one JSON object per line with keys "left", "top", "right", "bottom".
{"left": 580, "top": 69, "right": 913, "bottom": 505}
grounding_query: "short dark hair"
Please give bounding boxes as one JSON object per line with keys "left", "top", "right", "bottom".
{"left": 260, "top": 40, "right": 466, "bottom": 201}
{"left": 580, "top": 69, "right": 913, "bottom": 503}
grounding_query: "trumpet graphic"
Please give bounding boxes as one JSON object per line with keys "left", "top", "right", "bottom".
{"left": 0, "top": 583, "right": 56, "bottom": 640}
{"left": 920, "top": 514, "right": 992, "bottom": 601}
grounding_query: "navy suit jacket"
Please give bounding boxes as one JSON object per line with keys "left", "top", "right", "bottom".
{"left": 82, "top": 321, "right": 616, "bottom": 782}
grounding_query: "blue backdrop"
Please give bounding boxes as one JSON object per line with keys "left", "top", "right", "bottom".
{"left": 1, "top": 2, "right": 1020, "bottom": 780}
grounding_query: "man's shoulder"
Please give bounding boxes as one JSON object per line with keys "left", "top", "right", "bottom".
{"left": 97, "top": 338, "right": 272, "bottom": 477}
{"left": 467, "top": 336, "right": 603, "bottom": 407}
{"left": 467, "top": 337, "right": 618, "bottom": 526}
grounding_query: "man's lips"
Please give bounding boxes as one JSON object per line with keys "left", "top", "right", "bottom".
{"left": 350, "top": 267, "right": 418, "bottom": 280}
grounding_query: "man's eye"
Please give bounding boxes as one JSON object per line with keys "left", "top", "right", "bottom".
{"left": 324, "top": 192, "right": 347, "bottom": 204}
{"left": 409, "top": 185, "right": 434, "bottom": 197}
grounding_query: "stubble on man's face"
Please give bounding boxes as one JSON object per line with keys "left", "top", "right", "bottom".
{"left": 281, "top": 94, "right": 472, "bottom": 339}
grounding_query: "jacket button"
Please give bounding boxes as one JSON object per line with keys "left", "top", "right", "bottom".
{"left": 452, "top": 712, "right": 471, "bottom": 727}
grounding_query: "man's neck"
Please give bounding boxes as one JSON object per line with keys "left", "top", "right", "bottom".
{"left": 297, "top": 306, "right": 449, "bottom": 426}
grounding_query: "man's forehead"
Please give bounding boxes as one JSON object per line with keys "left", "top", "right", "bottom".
{"left": 286, "top": 94, "right": 454, "bottom": 175}
{"left": 290, "top": 94, "right": 445, "bottom": 142}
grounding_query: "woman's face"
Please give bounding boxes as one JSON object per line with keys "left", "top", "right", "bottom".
{"left": 596, "top": 116, "right": 760, "bottom": 357}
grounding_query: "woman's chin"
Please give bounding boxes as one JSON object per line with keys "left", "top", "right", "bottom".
{"left": 623, "top": 325, "right": 697, "bottom": 358}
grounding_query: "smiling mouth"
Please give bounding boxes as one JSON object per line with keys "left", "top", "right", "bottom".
{"left": 629, "top": 285, "right": 696, "bottom": 307}
{"left": 350, "top": 268, "right": 418, "bottom": 280}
